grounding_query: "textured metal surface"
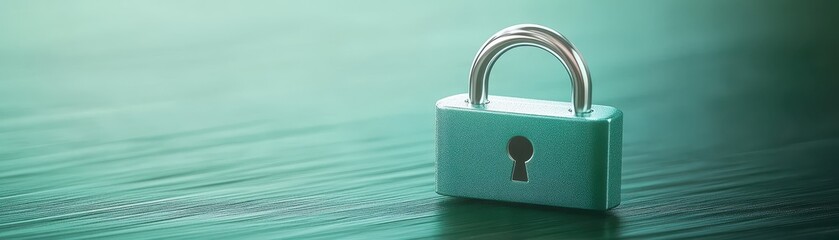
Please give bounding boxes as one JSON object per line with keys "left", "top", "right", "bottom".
{"left": 436, "top": 94, "right": 622, "bottom": 210}
{"left": 468, "top": 24, "right": 592, "bottom": 115}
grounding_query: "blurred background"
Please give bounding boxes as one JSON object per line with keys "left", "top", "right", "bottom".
{"left": 1, "top": 0, "right": 838, "bottom": 238}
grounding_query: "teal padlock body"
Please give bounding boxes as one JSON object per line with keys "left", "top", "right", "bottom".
{"left": 435, "top": 93, "right": 623, "bottom": 210}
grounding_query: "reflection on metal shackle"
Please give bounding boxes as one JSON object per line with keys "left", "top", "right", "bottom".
{"left": 468, "top": 24, "right": 592, "bottom": 116}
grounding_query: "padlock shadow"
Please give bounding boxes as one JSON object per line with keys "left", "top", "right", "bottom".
{"left": 435, "top": 198, "right": 621, "bottom": 239}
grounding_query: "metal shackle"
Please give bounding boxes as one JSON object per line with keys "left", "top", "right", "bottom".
{"left": 468, "top": 24, "right": 593, "bottom": 116}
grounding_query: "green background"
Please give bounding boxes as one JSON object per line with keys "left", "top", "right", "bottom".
{"left": 2, "top": 0, "right": 838, "bottom": 238}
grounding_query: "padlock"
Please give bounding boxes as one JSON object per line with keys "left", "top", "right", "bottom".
{"left": 435, "top": 24, "right": 623, "bottom": 210}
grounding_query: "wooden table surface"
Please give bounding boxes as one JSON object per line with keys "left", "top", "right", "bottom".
{"left": 2, "top": 1, "right": 838, "bottom": 238}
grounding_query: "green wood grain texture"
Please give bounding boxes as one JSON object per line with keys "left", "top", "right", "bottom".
{"left": 1, "top": 1, "right": 838, "bottom": 239}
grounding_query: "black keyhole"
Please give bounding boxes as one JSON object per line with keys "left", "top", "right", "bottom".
{"left": 508, "top": 136, "right": 534, "bottom": 182}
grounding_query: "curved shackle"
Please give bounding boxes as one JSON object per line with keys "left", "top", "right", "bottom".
{"left": 468, "top": 24, "right": 593, "bottom": 116}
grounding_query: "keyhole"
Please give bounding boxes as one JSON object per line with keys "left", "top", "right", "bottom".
{"left": 508, "top": 136, "right": 534, "bottom": 182}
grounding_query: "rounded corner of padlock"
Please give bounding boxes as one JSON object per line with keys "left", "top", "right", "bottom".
{"left": 604, "top": 202, "right": 621, "bottom": 211}
{"left": 608, "top": 107, "right": 624, "bottom": 119}
{"left": 434, "top": 189, "right": 446, "bottom": 196}
{"left": 434, "top": 188, "right": 454, "bottom": 198}
{"left": 435, "top": 93, "right": 468, "bottom": 109}
{"left": 434, "top": 98, "right": 448, "bottom": 109}
{"left": 583, "top": 105, "right": 623, "bottom": 122}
